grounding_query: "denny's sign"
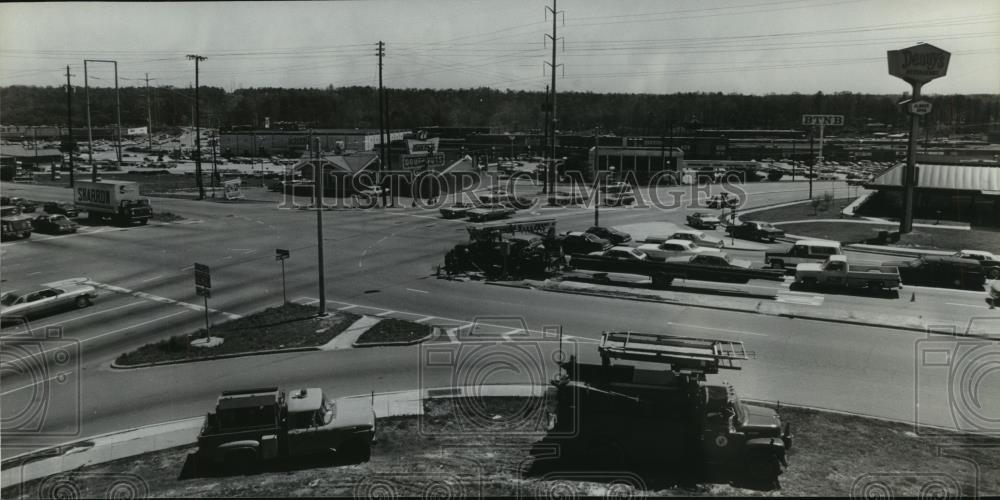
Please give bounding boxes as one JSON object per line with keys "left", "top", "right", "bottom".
{"left": 887, "top": 43, "right": 950, "bottom": 86}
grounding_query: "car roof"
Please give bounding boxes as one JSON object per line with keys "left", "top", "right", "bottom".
{"left": 960, "top": 250, "right": 994, "bottom": 257}
{"left": 923, "top": 255, "right": 982, "bottom": 266}
{"left": 795, "top": 239, "right": 841, "bottom": 247}
{"left": 609, "top": 246, "right": 639, "bottom": 252}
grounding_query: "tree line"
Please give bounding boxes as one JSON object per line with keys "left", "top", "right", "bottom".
{"left": 1, "top": 84, "right": 997, "bottom": 135}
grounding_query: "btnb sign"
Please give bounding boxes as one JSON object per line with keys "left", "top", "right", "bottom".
{"left": 802, "top": 115, "right": 844, "bottom": 127}
{"left": 887, "top": 43, "right": 950, "bottom": 85}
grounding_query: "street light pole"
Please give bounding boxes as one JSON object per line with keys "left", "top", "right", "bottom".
{"left": 593, "top": 128, "right": 600, "bottom": 227}
{"left": 314, "top": 138, "right": 327, "bottom": 316}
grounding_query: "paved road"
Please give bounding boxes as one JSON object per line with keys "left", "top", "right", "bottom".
{"left": 1, "top": 181, "right": 997, "bottom": 457}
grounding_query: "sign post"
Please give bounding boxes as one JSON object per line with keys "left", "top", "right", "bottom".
{"left": 887, "top": 43, "right": 950, "bottom": 234}
{"left": 801, "top": 115, "right": 844, "bottom": 200}
{"left": 194, "top": 263, "right": 211, "bottom": 332}
{"left": 276, "top": 248, "right": 290, "bottom": 304}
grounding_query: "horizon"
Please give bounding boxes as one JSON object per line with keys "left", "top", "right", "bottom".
{"left": 1, "top": 1, "right": 997, "bottom": 95}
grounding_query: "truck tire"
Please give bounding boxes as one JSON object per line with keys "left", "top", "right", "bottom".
{"left": 75, "top": 296, "right": 91, "bottom": 309}
{"left": 651, "top": 273, "right": 673, "bottom": 289}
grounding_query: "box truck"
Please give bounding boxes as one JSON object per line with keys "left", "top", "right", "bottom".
{"left": 74, "top": 180, "right": 152, "bottom": 225}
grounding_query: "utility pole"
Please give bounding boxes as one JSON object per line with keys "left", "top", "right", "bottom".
{"left": 187, "top": 54, "right": 206, "bottom": 200}
{"left": 376, "top": 41, "right": 387, "bottom": 208}
{"left": 145, "top": 73, "right": 153, "bottom": 152}
{"left": 594, "top": 128, "right": 600, "bottom": 226}
{"left": 114, "top": 62, "right": 122, "bottom": 168}
{"left": 808, "top": 132, "right": 814, "bottom": 199}
{"left": 542, "top": 84, "right": 550, "bottom": 194}
{"left": 314, "top": 138, "right": 327, "bottom": 316}
{"left": 84, "top": 61, "right": 93, "bottom": 173}
{"left": 65, "top": 65, "right": 75, "bottom": 187}
{"left": 544, "top": 0, "right": 563, "bottom": 205}
{"left": 211, "top": 126, "right": 218, "bottom": 197}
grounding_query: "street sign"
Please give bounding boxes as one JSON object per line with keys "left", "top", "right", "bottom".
{"left": 196, "top": 285, "right": 211, "bottom": 298}
{"left": 909, "top": 100, "right": 933, "bottom": 115}
{"left": 276, "top": 248, "right": 290, "bottom": 261}
{"left": 887, "top": 43, "right": 950, "bottom": 85}
{"left": 194, "top": 263, "right": 211, "bottom": 289}
{"left": 801, "top": 115, "right": 844, "bottom": 126}
{"left": 224, "top": 178, "right": 243, "bottom": 200}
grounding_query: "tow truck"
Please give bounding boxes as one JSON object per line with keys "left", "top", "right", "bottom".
{"left": 550, "top": 332, "right": 792, "bottom": 488}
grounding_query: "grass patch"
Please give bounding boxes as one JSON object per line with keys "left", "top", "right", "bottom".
{"left": 114, "top": 303, "right": 358, "bottom": 366}
{"left": 774, "top": 221, "right": 1000, "bottom": 251}
{"left": 354, "top": 318, "right": 432, "bottom": 346}
{"left": 7, "top": 396, "right": 998, "bottom": 497}
{"left": 746, "top": 197, "right": 858, "bottom": 222}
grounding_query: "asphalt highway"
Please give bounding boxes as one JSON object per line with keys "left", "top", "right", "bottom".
{"left": 2, "top": 181, "right": 997, "bottom": 457}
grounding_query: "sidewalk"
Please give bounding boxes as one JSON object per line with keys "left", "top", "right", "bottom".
{"left": 0, "top": 385, "right": 546, "bottom": 488}
{"left": 319, "top": 315, "right": 382, "bottom": 350}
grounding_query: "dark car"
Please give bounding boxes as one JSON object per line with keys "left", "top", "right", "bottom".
{"left": 586, "top": 226, "right": 631, "bottom": 245}
{"left": 43, "top": 202, "right": 79, "bottom": 218}
{"left": 559, "top": 231, "right": 612, "bottom": 255}
{"left": 33, "top": 214, "right": 79, "bottom": 234}
{"left": 886, "top": 255, "right": 986, "bottom": 290}
{"left": 1, "top": 197, "right": 37, "bottom": 213}
{"left": 725, "top": 221, "right": 786, "bottom": 242}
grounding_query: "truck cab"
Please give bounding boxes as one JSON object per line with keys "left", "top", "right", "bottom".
{"left": 795, "top": 255, "right": 901, "bottom": 291}
{"left": 765, "top": 239, "right": 842, "bottom": 273}
{"left": 197, "top": 387, "right": 375, "bottom": 469}
{"left": 1, "top": 206, "right": 33, "bottom": 240}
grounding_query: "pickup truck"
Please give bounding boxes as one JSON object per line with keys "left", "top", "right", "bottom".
{"left": 197, "top": 387, "right": 375, "bottom": 469}
{"left": 795, "top": 255, "right": 901, "bottom": 291}
{"left": 569, "top": 249, "right": 784, "bottom": 287}
{"left": 686, "top": 212, "right": 721, "bottom": 229}
{"left": 725, "top": 221, "right": 785, "bottom": 242}
{"left": 765, "top": 239, "right": 842, "bottom": 273}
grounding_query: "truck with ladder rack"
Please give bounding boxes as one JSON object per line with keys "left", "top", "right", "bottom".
{"left": 549, "top": 331, "right": 792, "bottom": 489}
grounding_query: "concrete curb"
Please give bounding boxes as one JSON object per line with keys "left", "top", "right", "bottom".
{"left": 109, "top": 345, "right": 319, "bottom": 370}
{"left": 352, "top": 332, "right": 434, "bottom": 348}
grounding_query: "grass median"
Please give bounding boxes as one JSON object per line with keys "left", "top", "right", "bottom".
{"left": 354, "top": 318, "right": 433, "bottom": 346}
{"left": 114, "top": 303, "right": 358, "bottom": 366}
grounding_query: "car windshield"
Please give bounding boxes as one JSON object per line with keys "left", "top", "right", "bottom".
{"left": 1, "top": 292, "right": 21, "bottom": 306}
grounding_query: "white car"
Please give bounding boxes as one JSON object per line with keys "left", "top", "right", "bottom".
{"left": 637, "top": 239, "right": 723, "bottom": 261}
{"left": 667, "top": 229, "right": 725, "bottom": 249}
{"left": 588, "top": 246, "right": 648, "bottom": 262}
{"left": 1, "top": 283, "right": 97, "bottom": 324}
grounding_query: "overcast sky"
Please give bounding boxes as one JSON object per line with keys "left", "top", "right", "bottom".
{"left": 1, "top": 0, "right": 997, "bottom": 94}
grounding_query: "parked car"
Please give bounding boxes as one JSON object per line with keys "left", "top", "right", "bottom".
{"left": 884, "top": 255, "right": 986, "bottom": 289}
{"left": 1, "top": 197, "right": 37, "bottom": 213}
{"left": 686, "top": 212, "right": 721, "bottom": 229}
{"left": 705, "top": 193, "right": 739, "bottom": 209}
{"left": 439, "top": 202, "right": 476, "bottom": 219}
{"left": 587, "top": 246, "right": 648, "bottom": 262}
{"left": 43, "top": 201, "right": 79, "bottom": 218}
{"left": 33, "top": 214, "right": 79, "bottom": 234}
{"left": 1, "top": 282, "right": 97, "bottom": 324}
{"left": 664, "top": 253, "right": 753, "bottom": 270}
{"left": 637, "top": 239, "right": 724, "bottom": 261}
{"left": 725, "top": 221, "right": 785, "bottom": 242}
{"left": 466, "top": 204, "right": 516, "bottom": 222}
{"left": 585, "top": 226, "right": 631, "bottom": 244}
{"left": 667, "top": 229, "right": 725, "bottom": 249}
{"left": 559, "top": 231, "right": 612, "bottom": 255}
{"left": 1, "top": 206, "right": 33, "bottom": 240}
{"left": 953, "top": 250, "right": 1000, "bottom": 279}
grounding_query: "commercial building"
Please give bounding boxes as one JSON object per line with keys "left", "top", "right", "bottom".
{"left": 219, "top": 129, "right": 408, "bottom": 157}
{"left": 588, "top": 146, "right": 685, "bottom": 184}
{"left": 862, "top": 162, "right": 1000, "bottom": 227}
{"left": 0, "top": 144, "right": 64, "bottom": 167}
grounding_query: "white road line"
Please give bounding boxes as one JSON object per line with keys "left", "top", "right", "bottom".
{"left": 375, "top": 310, "right": 396, "bottom": 317}
{"left": 85, "top": 281, "right": 242, "bottom": 320}
{"left": 666, "top": 322, "right": 769, "bottom": 337}
{"left": 26, "top": 271, "right": 41, "bottom": 276}
{"left": 338, "top": 304, "right": 358, "bottom": 311}
{"left": 0, "top": 301, "right": 145, "bottom": 338}
{"left": 414, "top": 316, "right": 435, "bottom": 323}
{"left": 1, "top": 370, "right": 75, "bottom": 397}
{"left": 945, "top": 302, "right": 989, "bottom": 309}
{"left": 140, "top": 275, "right": 163, "bottom": 283}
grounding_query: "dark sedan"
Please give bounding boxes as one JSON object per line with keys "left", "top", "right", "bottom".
{"left": 585, "top": 226, "right": 631, "bottom": 245}
{"left": 558, "top": 231, "right": 612, "bottom": 255}
{"left": 43, "top": 201, "right": 79, "bottom": 218}
{"left": 885, "top": 255, "right": 986, "bottom": 289}
{"left": 33, "top": 214, "right": 79, "bottom": 234}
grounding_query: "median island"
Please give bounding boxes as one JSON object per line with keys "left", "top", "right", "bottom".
{"left": 114, "top": 303, "right": 358, "bottom": 366}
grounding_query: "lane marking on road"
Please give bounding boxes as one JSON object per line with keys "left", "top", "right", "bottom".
{"left": 375, "top": 310, "right": 396, "bottom": 317}
{"left": 84, "top": 281, "right": 242, "bottom": 320}
{"left": 26, "top": 271, "right": 41, "bottom": 276}
{"left": 665, "top": 321, "right": 769, "bottom": 337}
{"left": 0, "top": 309, "right": 191, "bottom": 394}
{"left": 140, "top": 275, "right": 163, "bottom": 283}
{"left": 945, "top": 302, "right": 990, "bottom": 309}
{"left": 1, "top": 370, "right": 76, "bottom": 397}
{"left": 0, "top": 301, "right": 145, "bottom": 338}
{"left": 338, "top": 304, "right": 358, "bottom": 311}
{"left": 414, "top": 316, "right": 435, "bottom": 323}
{"left": 406, "top": 288, "right": 429, "bottom": 294}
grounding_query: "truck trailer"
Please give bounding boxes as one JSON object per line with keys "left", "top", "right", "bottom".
{"left": 74, "top": 180, "right": 152, "bottom": 225}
